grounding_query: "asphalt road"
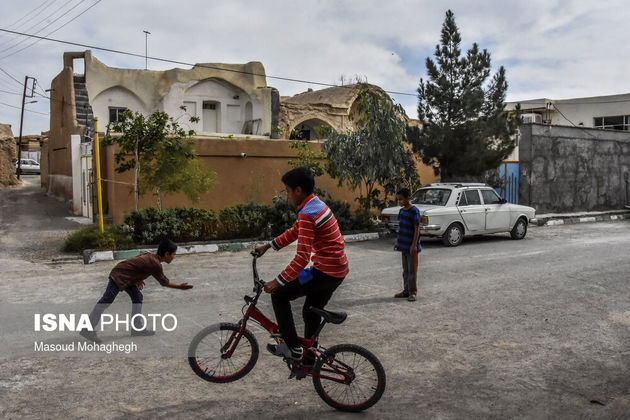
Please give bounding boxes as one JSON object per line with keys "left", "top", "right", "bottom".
{"left": 1, "top": 180, "right": 630, "bottom": 419}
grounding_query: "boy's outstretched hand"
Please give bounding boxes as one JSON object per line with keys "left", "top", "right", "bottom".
{"left": 166, "top": 281, "right": 193, "bottom": 290}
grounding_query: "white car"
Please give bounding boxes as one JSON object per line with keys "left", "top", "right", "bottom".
{"left": 380, "top": 183, "right": 537, "bottom": 247}
{"left": 16, "top": 158, "right": 40, "bottom": 174}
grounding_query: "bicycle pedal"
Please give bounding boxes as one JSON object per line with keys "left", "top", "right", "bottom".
{"left": 288, "top": 366, "right": 307, "bottom": 380}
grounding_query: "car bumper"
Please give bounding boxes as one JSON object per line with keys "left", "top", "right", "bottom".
{"left": 380, "top": 222, "right": 441, "bottom": 232}
{"left": 529, "top": 217, "right": 537, "bottom": 225}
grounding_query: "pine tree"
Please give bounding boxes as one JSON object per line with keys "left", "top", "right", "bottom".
{"left": 409, "top": 9, "right": 519, "bottom": 181}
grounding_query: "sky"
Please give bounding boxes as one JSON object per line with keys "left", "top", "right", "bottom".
{"left": 0, "top": 0, "right": 629, "bottom": 136}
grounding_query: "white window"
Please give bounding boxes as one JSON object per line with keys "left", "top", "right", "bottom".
{"left": 109, "top": 107, "right": 127, "bottom": 123}
{"left": 594, "top": 115, "right": 630, "bottom": 131}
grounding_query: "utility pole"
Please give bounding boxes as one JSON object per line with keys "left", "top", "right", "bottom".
{"left": 143, "top": 30, "right": 151, "bottom": 70}
{"left": 16, "top": 75, "right": 36, "bottom": 180}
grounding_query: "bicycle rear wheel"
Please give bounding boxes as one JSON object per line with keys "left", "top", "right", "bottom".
{"left": 312, "top": 344, "right": 386, "bottom": 412}
{"left": 188, "top": 322, "right": 259, "bottom": 383}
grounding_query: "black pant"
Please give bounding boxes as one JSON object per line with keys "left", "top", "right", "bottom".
{"left": 88, "top": 277, "right": 143, "bottom": 330}
{"left": 271, "top": 268, "right": 344, "bottom": 348}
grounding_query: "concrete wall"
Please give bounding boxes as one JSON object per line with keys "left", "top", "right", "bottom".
{"left": 101, "top": 137, "right": 436, "bottom": 225}
{"left": 519, "top": 124, "right": 630, "bottom": 213}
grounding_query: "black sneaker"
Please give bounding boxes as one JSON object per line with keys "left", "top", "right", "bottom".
{"left": 266, "top": 342, "right": 302, "bottom": 360}
{"left": 131, "top": 329, "right": 156, "bottom": 337}
{"left": 79, "top": 329, "right": 102, "bottom": 344}
{"left": 394, "top": 291, "right": 409, "bottom": 298}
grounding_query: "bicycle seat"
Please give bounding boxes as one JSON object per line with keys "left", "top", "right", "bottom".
{"left": 309, "top": 307, "right": 347, "bottom": 324}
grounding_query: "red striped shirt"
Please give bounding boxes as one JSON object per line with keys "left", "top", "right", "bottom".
{"left": 271, "top": 194, "right": 349, "bottom": 284}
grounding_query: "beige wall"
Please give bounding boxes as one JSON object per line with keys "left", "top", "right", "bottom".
{"left": 48, "top": 65, "right": 84, "bottom": 199}
{"left": 102, "top": 137, "right": 436, "bottom": 224}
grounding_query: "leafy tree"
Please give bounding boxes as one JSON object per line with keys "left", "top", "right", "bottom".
{"left": 105, "top": 109, "right": 217, "bottom": 210}
{"left": 288, "top": 139, "right": 325, "bottom": 177}
{"left": 409, "top": 9, "right": 519, "bottom": 181}
{"left": 323, "top": 85, "right": 419, "bottom": 213}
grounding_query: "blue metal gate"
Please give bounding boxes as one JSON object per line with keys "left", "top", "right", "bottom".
{"left": 496, "top": 161, "right": 519, "bottom": 204}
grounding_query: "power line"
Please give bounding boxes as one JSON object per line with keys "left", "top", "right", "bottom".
{"left": 0, "top": 27, "right": 418, "bottom": 98}
{"left": 0, "top": 88, "right": 23, "bottom": 96}
{"left": 550, "top": 103, "right": 600, "bottom": 139}
{"left": 0, "top": 0, "right": 74, "bottom": 51}
{"left": 0, "top": 65, "right": 24, "bottom": 86}
{"left": 0, "top": 0, "right": 100, "bottom": 60}
{"left": 3, "top": 0, "right": 57, "bottom": 31}
{"left": 0, "top": 73, "right": 21, "bottom": 90}
{"left": 513, "top": 97, "right": 630, "bottom": 107}
{"left": 0, "top": 100, "right": 49, "bottom": 115}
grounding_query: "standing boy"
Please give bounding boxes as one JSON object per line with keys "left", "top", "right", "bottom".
{"left": 254, "top": 167, "right": 349, "bottom": 360}
{"left": 394, "top": 188, "right": 421, "bottom": 302}
{"left": 81, "top": 238, "right": 193, "bottom": 343}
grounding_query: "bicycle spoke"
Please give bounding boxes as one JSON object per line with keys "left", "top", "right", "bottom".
{"left": 313, "top": 344, "right": 385, "bottom": 411}
{"left": 189, "top": 323, "right": 259, "bottom": 383}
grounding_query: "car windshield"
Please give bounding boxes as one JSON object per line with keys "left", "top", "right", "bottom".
{"left": 410, "top": 188, "right": 451, "bottom": 206}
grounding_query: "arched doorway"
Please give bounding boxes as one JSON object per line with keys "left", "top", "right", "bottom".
{"left": 289, "top": 118, "right": 333, "bottom": 140}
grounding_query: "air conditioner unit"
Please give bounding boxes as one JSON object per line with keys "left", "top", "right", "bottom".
{"left": 522, "top": 113, "right": 543, "bottom": 124}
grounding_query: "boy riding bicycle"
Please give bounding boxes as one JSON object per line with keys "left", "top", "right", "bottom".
{"left": 255, "top": 167, "right": 349, "bottom": 360}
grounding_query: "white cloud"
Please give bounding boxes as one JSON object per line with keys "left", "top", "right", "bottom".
{"left": 0, "top": 0, "right": 629, "bottom": 133}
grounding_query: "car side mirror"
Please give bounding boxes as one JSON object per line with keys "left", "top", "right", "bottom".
{"left": 499, "top": 198, "right": 507, "bottom": 204}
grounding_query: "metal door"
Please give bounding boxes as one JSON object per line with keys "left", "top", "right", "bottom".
{"left": 497, "top": 161, "right": 519, "bottom": 204}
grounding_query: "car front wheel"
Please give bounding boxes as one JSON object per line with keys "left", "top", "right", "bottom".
{"left": 442, "top": 223, "right": 464, "bottom": 247}
{"left": 510, "top": 218, "right": 528, "bottom": 240}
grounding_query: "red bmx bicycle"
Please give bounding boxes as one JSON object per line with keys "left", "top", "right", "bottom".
{"left": 188, "top": 252, "right": 386, "bottom": 412}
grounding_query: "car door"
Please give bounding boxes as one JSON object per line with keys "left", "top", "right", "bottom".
{"left": 457, "top": 189, "right": 486, "bottom": 232}
{"left": 481, "top": 189, "right": 510, "bottom": 232}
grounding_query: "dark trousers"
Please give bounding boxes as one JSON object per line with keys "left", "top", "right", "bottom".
{"left": 401, "top": 250, "right": 419, "bottom": 295}
{"left": 88, "top": 277, "right": 143, "bottom": 330}
{"left": 271, "top": 268, "right": 344, "bottom": 349}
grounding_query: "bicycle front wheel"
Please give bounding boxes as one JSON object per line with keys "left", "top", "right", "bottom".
{"left": 312, "top": 344, "right": 386, "bottom": 412}
{"left": 188, "top": 322, "right": 259, "bottom": 383}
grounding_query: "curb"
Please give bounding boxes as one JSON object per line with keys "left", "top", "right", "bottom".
{"left": 79, "top": 210, "right": 630, "bottom": 264}
{"left": 82, "top": 230, "right": 392, "bottom": 264}
{"left": 535, "top": 211, "right": 630, "bottom": 227}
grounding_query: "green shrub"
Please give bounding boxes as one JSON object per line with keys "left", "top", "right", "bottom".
{"left": 267, "top": 191, "right": 373, "bottom": 235}
{"left": 124, "top": 207, "right": 219, "bottom": 244}
{"left": 218, "top": 202, "right": 274, "bottom": 239}
{"left": 63, "top": 225, "right": 134, "bottom": 253}
{"left": 268, "top": 196, "right": 298, "bottom": 237}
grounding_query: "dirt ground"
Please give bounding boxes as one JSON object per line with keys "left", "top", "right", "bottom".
{"left": 1, "top": 182, "right": 629, "bottom": 419}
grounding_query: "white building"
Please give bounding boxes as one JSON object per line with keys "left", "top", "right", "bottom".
{"left": 506, "top": 92, "right": 630, "bottom": 131}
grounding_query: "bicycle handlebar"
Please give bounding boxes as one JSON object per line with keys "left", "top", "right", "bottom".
{"left": 250, "top": 251, "right": 265, "bottom": 293}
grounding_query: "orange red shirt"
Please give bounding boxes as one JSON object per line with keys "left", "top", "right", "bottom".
{"left": 271, "top": 194, "right": 349, "bottom": 284}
